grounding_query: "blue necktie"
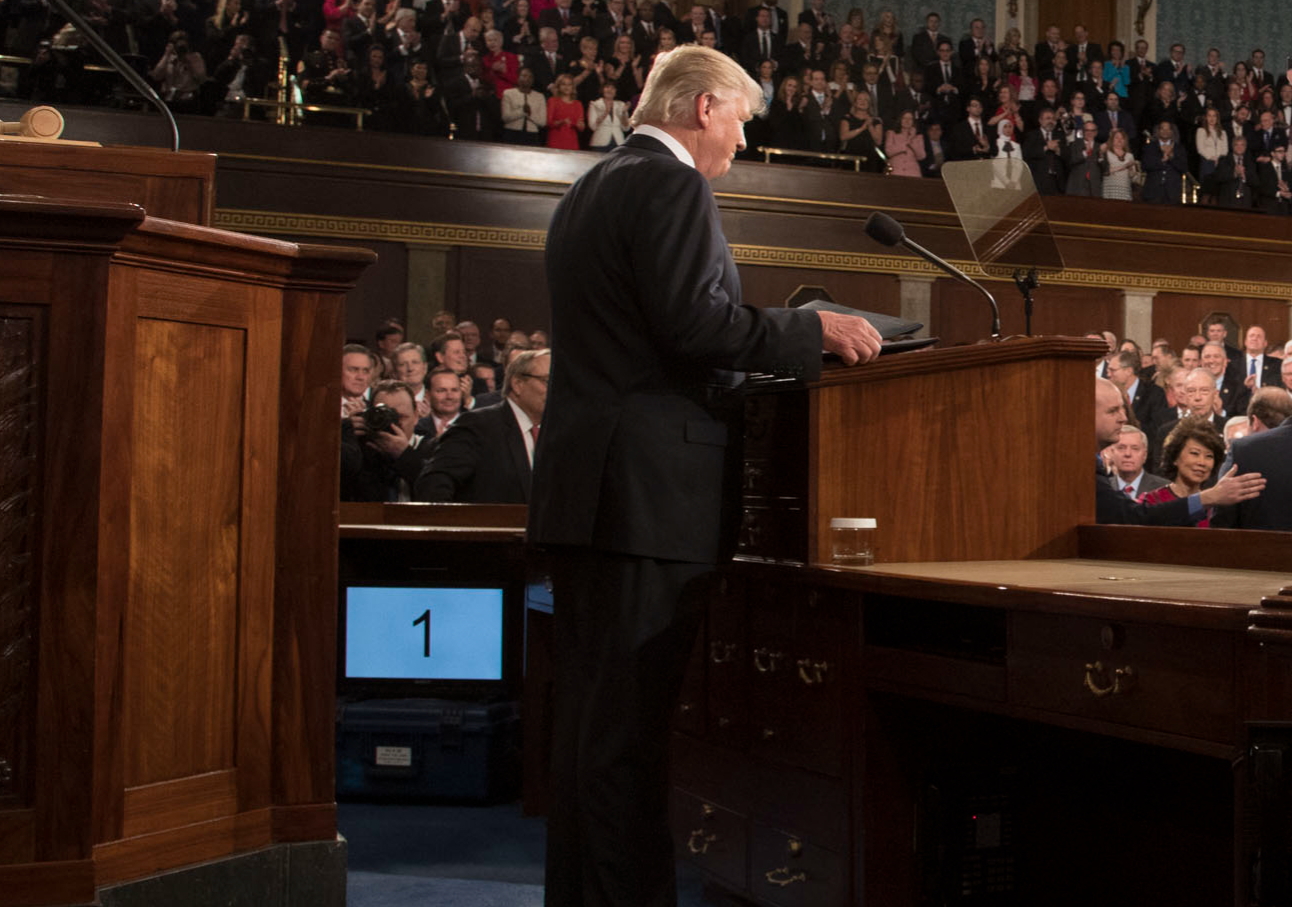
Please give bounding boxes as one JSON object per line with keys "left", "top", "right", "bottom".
{"left": 1250, "top": 357, "right": 1257, "bottom": 377}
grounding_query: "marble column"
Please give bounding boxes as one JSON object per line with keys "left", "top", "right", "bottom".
{"left": 1121, "top": 289, "right": 1156, "bottom": 347}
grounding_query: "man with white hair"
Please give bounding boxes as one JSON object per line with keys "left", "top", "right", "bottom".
{"left": 1105, "top": 425, "right": 1168, "bottom": 498}
{"left": 531, "top": 44, "right": 883, "bottom": 907}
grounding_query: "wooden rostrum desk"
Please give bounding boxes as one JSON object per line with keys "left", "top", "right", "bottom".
{"left": 670, "top": 338, "right": 1292, "bottom": 907}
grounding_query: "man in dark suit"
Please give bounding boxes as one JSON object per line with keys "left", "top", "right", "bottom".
{"left": 414, "top": 349, "right": 548, "bottom": 503}
{"left": 532, "top": 44, "right": 883, "bottom": 907}
{"left": 1237, "top": 325, "right": 1283, "bottom": 389}
{"left": 1093, "top": 90, "right": 1135, "bottom": 143}
{"left": 1214, "top": 135, "right": 1258, "bottom": 208}
{"left": 1095, "top": 378, "right": 1262, "bottom": 523}
{"left": 957, "top": 18, "right": 995, "bottom": 72}
{"left": 1201, "top": 340, "right": 1251, "bottom": 418}
{"left": 776, "top": 21, "right": 823, "bottom": 75}
{"left": 1142, "top": 120, "right": 1188, "bottom": 203}
{"left": 537, "top": 0, "right": 586, "bottom": 56}
{"left": 1259, "top": 142, "right": 1292, "bottom": 213}
{"left": 908, "top": 11, "right": 944, "bottom": 70}
{"left": 802, "top": 67, "right": 840, "bottom": 151}
{"left": 341, "top": 380, "right": 437, "bottom": 502}
{"left": 1034, "top": 23, "right": 1065, "bottom": 74}
{"left": 630, "top": 4, "right": 660, "bottom": 58}
{"left": 949, "top": 98, "right": 994, "bottom": 160}
{"left": 527, "top": 27, "right": 568, "bottom": 93}
{"left": 743, "top": 0, "right": 787, "bottom": 42}
{"left": 920, "top": 120, "right": 947, "bottom": 177}
{"left": 1155, "top": 43, "right": 1192, "bottom": 94}
{"left": 1107, "top": 349, "right": 1172, "bottom": 441}
{"left": 1023, "top": 108, "right": 1066, "bottom": 194}
{"left": 1065, "top": 119, "right": 1103, "bottom": 195}
{"left": 444, "top": 50, "right": 502, "bottom": 139}
{"left": 1067, "top": 24, "right": 1102, "bottom": 69}
{"left": 1215, "top": 400, "right": 1292, "bottom": 529}
{"left": 740, "top": 7, "right": 782, "bottom": 76}
{"left": 1105, "top": 425, "right": 1169, "bottom": 499}
{"left": 923, "top": 40, "right": 963, "bottom": 123}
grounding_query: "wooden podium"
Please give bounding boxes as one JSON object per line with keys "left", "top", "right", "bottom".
{"left": 739, "top": 337, "right": 1099, "bottom": 567}
{"left": 0, "top": 193, "right": 372, "bottom": 906}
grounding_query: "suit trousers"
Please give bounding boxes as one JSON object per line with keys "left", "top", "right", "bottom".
{"left": 544, "top": 547, "right": 716, "bottom": 907}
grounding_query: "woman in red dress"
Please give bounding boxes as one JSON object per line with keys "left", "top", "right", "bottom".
{"left": 1140, "top": 417, "right": 1226, "bottom": 527}
{"left": 546, "top": 73, "right": 585, "bottom": 149}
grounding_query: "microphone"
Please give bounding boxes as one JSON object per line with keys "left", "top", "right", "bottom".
{"left": 42, "top": 0, "right": 179, "bottom": 152}
{"left": 864, "top": 211, "right": 1002, "bottom": 340}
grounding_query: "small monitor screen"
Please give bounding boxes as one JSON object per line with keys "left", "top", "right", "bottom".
{"left": 344, "top": 586, "right": 504, "bottom": 681}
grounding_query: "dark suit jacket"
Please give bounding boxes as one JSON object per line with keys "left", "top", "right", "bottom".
{"left": 1023, "top": 126, "right": 1066, "bottom": 194}
{"left": 948, "top": 118, "right": 994, "bottom": 160}
{"left": 1065, "top": 138, "right": 1103, "bottom": 195}
{"left": 1034, "top": 41, "right": 1067, "bottom": 74}
{"left": 1128, "top": 379, "right": 1172, "bottom": 441}
{"left": 413, "top": 401, "right": 532, "bottom": 503}
{"left": 1258, "top": 160, "right": 1292, "bottom": 214}
{"left": 526, "top": 49, "right": 569, "bottom": 92}
{"left": 909, "top": 29, "right": 945, "bottom": 69}
{"left": 1218, "top": 371, "right": 1252, "bottom": 418}
{"left": 1214, "top": 422, "right": 1292, "bottom": 529}
{"left": 742, "top": 4, "right": 788, "bottom": 40}
{"left": 740, "top": 28, "right": 784, "bottom": 76}
{"left": 1141, "top": 139, "right": 1188, "bottom": 203}
{"left": 1093, "top": 109, "right": 1135, "bottom": 143}
{"left": 802, "top": 93, "right": 840, "bottom": 151}
{"left": 530, "top": 134, "right": 823, "bottom": 564}
{"left": 1214, "top": 152, "right": 1258, "bottom": 208}
{"left": 340, "top": 422, "right": 437, "bottom": 502}
{"left": 1094, "top": 461, "right": 1194, "bottom": 525}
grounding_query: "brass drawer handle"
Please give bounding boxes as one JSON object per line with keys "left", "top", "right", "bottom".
{"left": 1084, "top": 661, "right": 1135, "bottom": 697}
{"left": 753, "top": 648, "right": 784, "bottom": 673}
{"left": 765, "top": 867, "right": 807, "bottom": 887}
{"left": 710, "top": 641, "right": 738, "bottom": 664}
{"left": 687, "top": 829, "right": 717, "bottom": 855}
{"left": 796, "top": 658, "right": 830, "bottom": 685}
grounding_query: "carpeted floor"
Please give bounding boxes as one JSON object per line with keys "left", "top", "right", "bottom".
{"left": 340, "top": 802, "right": 717, "bottom": 907}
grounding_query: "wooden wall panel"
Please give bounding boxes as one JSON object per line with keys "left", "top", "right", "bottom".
{"left": 1033, "top": 0, "right": 1117, "bottom": 45}
{"left": 125, "top": 318, "right": 243, "bottom": 787}
{"left": 450, "top": 248, "right": 550, "bottom": 335}
{"left": 1152, "top": 293, "right": 1291, "bottom": 354}
{"left": 738, "top": 266, "right": 901, "bottom": 314}
{"left": 932, "top": 280, "right": 1123, "bottom": 346}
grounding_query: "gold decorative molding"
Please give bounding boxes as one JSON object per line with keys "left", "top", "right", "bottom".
{"left": 213, "top": 208, "right": 1292, "bottom": 301}
{"left": 215, "top": 209, "right": 546, "bottom": 249}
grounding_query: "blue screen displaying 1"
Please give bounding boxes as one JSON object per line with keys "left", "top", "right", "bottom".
{"left": 344, "top": 586, "right": 504, "bottom": 681}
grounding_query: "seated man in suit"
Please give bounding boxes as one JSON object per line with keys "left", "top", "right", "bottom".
{"left": 414, "top": 349, "right": 549, "bottom": 503}
{"left": 1154, "top": 367, "right": 1229, "bottom": 467}
{"left": 341, "top": 380, "right": 437, "bottom": 501}
{"left": 1095, "top": 377, "right": 1262, "bottom": 524}
{"left": 1104, "top": 425, "right": 1168, "bottom": 499}
{"left": 1213, "top": 387, "right": 1292, "bottom": 529}
{"left": 415, "top": 367, "right": 465, "bottom": 437}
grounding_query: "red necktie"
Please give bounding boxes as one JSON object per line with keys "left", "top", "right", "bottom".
{"left": 530, "top": 423, "right": 540, "bottom": 443}
{"left": 1123, "top": 485, "right": 1135, "bottom": 496}
{"left": 973, "top": 121, "right": 981, "bottom": 138}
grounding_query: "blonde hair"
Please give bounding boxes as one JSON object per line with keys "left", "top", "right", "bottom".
{"left": 631, "top": 44, "right": 763, "bottom": 128}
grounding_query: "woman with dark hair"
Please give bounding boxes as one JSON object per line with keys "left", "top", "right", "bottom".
{"left": 504, "top": 0, "right": 539, "bottom": 56}
{"left": 1142, "top": 416, "right": 1227, "bottom": 526}
{"left": 355, "top": 42, "right": 401, "bottom": 130}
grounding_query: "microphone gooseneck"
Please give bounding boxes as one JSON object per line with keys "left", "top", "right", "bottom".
{"left": 863, "top": 211, "right": 1002, "bottom": 340}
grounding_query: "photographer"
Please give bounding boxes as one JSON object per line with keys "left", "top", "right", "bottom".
{"left": 340, "top": 380, "right": 435, "bottom": 502}
{"left": 212, "top": 33, "right": 270, "bottom": 116}
{"left": 149, "top": 28, "right": 207, "bottom": 112}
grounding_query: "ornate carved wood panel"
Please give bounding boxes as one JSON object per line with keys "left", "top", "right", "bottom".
{"left": 0, "top": 307, "right": 43, "bottom": 811}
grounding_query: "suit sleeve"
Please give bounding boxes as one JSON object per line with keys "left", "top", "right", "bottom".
{"left": 1095, "top": 470, "right": 1196, "bottom": 525}
{"left": 629, "top": 165, "right": 823, "bottom": 378}
{"left": 413, "top": 418, "right": 482, "bottom": 502}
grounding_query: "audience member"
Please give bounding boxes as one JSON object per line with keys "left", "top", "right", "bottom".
{"left": 414, "top": 348, "right": 550, "bottom": 503}
{"left": 1142, "top": 119, "right": 1189, "bottom": 203}
{"left": 1214, "top": 134, "right": 1257, "bottom": 207}
{"left": 415, "top": 366, "right": 466, "bottom": 436}
{"left": 1105, "top": 424, "right": 1168, "bottom": 499}
{"left": 342, "top": 343, "right": 374, "bottom": 417}
{"left": 884, "top": 110, "right": 926, "bottom": 176}
{"left": 340, "top": 379, "right": 436, "bottom": 501}
{"left": 1140, "top": 416, "right": 1227, "bottom": 525}
{"left": 1240, "top": 325, "right": 1280, "bottom": 389}
{"left": 391, "top": 341, "right": 431, "bottom": 416}
{"left": 502, "top": 67, "right": 548, "bottom": 142}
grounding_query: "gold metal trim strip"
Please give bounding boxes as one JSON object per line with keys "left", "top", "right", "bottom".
{"left": 213, "top": 208, "right": 1292, "bottom": 300}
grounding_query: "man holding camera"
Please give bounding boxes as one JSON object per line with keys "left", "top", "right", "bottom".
{"left": 340, "top": 379, "right": 436, "bottom": 501}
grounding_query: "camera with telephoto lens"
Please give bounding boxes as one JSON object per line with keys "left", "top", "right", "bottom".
{"left": 363, "top": 402, "right": 402, "bottom": 435}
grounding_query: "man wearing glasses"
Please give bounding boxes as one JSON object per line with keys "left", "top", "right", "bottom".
{"left": 414, "top": 348, "right": 549, "bottom": 503}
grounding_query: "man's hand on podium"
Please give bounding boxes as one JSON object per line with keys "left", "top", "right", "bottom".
{"left": 819, "top": 310, "right": 883, "bottom": 365}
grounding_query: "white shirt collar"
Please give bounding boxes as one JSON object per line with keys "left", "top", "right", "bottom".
{"left": 633, "top": 124, "right": 695, "bottom": 168}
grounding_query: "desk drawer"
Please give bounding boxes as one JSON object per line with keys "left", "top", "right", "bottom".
{"left": 1010, "top": 613, "right": 1235, "bottom": 743}
{"left": 749, "top": 823, "right": 844, "bottom": 907}
{"left": 672, "top": 789, "right": 747, "bottom": 889}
